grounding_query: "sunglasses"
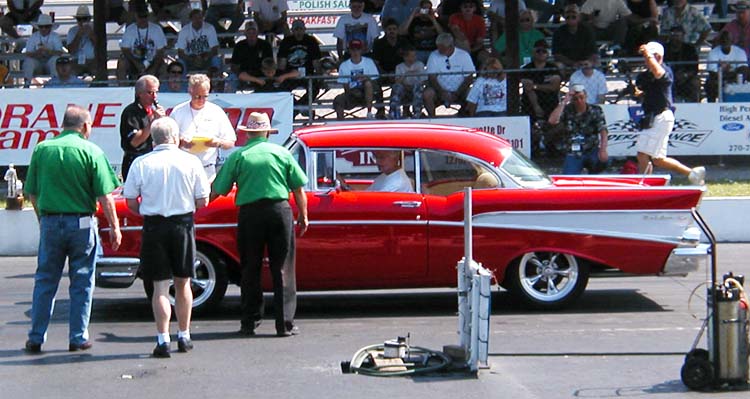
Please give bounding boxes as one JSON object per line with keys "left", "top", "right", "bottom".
{"left": 520, "top": 18, "right": 532, "bottom": 22}
{"left": 39, "top": 25, "right": 52, "bottom": 29}
{"left": 535, "top": 48, "right": 547, "bottom": 54}
{"left": 76, "top": 17, "right": 91, "bottom": 22}
{"left": 169, "top": 70, "right": 184, "bottom": 74}
{"left": 565, "top": 13, "right": 578, "bottom": 18}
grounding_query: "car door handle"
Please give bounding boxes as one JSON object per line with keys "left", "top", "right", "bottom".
{"left": 393, "top": 201, "right": 422, "bottom": 208}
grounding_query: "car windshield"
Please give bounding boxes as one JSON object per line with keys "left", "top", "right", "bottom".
{"left": 499, "top": 148, "right": 552, "bottom": 187}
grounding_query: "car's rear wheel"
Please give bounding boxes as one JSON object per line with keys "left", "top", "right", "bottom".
{"left": 142, "top": 246, "right": 228, "bottom": 314}
{"left": 505, "top": 251, "right": 589, "bottom": 310}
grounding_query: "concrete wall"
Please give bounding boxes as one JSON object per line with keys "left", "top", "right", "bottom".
{"left": 1, "top": 198, "right": 748, "bottom": 256}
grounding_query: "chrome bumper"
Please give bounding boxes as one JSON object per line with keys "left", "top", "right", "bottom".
{"left": 661, "top": 243, "right": 710, "bottom": 277}
{"left": 95, "top": 257, "right": 140, "bottom": 288}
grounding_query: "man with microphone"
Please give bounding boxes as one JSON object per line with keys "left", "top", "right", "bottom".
{"left": 119, "top": 75, "right": 166, "bottom": 181}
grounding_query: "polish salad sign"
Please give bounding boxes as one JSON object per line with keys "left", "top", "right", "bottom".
{"left": 0, "top": 88, "right": 294, "bottom": 166}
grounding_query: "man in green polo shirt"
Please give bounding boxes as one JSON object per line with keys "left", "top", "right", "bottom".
{"left": 212, "top": 112, "right": 308, "bottom": 337}
{"left": 23, "top": 104, "right": 122, "bottom": 354}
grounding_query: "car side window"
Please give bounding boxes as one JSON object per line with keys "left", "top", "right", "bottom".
{"left": 333, "top": 149, "right": 416, "bottom": 193}
{"left": 313, "top": 151, "right": 335, "bottom": 190}
{"left": 420, "top": 151, "right": 500, "bottom": 195}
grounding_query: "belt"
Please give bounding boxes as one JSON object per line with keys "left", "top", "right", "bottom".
{"left": 240, "top": 198, "right": 287, "bottom": 208}
{"left": 143, "top": 212, "right": 194, "bottom": 224}
{"left": 41, "top": 212, "right": 92, "bottom": 217}
{"left": 203, "top": 163, "right": 216, "bottom": 168}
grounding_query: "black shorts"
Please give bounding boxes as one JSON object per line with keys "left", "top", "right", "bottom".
{"left": 140, "top": 213, "right": 196, "bottom": 281}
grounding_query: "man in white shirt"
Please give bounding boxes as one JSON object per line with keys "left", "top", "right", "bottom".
{"left": 66, "top": 5, "right": 96, "bottom": 75}
{"left": 334, "top": 0, "right": 381, "bottom": 58}
{"left": 170, "top": 74, "right": 236, "bottom": 181}
{"left": 423, "top": 32, "right": 476, "bottom": 117}
{"left": 251, "top": 0, "right": 289, "bottom": 42}
{"left": 176, "top": 9, "right": 222, "bottom": 73}
{"left": 334, "top": 39, "right": 385, "bottom": 119}
{"left": 568, "top": 59, "right": 608, "bottom": 104}
{"left": 706, "top": 30, "right": 750, "bottom": 102}
{"left": 23, "top": 14, "right": 64, "bottom": 88}
{"left": 367, "top": 151, "right": 414, "bottom": 192}
{"left": 123, "top": 117, "right": 210, "bottom": 358}
{"left": 117, "top": 9, "right": 168, "bottom": 84}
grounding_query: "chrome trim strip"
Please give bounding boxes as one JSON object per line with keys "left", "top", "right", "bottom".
{"left": 99, "top": 272, "right": 136, "bottom": 278}
{"left": 96, "top": 257, "right": 140, "bottom": 266}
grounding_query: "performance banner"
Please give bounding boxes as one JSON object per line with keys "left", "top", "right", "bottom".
{"left": 0, "top": 88, "right": 294, "bottom": 166}
{"left": 601, "top": 103, "right": 750, "bottom": 157}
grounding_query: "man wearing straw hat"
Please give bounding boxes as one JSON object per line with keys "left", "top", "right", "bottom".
{"left": 22, "top": 13, "right": 63, "bottom": 88}
{"left": 66, "top": 5, "right": 96, "bottom": 76}
{"left": 211, "top": 112, "right": 308, "bottom": 337}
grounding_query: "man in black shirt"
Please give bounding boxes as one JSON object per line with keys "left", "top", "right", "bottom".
{"left": 372, "top": 18, "right": 407, "bottom": 85}
{"left": 228, "top": 21, "right": 274, "bottom": 91}
{"left": 278, "top": 20, "right": 324, "bottom": 108}
{"left": 663, "top": 25, "right": 700, "bottom": 102}
{"left": 119, "top": 75, "right": 166, "bottom": 180}
{"left": 520, "top": 40, "right": 562, "bottom": 121}
{"left": 552, "top": 4, "right": 598, "bottom": 75}
{"left": 635, "top": 41, "right": 705, "bottom": 184}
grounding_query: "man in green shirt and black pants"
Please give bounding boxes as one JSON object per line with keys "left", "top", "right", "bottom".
{"left": 212, "top": 112, "right": 308, "bottom": 337}
{"left": 23, "top": 105, "right": 122, "bottom": 354}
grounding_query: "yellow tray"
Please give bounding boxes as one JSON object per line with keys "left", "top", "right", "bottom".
{"left": 188, "top": 136, "right": 211, "bottom": 153}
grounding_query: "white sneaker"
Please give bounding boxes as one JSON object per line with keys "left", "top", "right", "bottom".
{"left": 688, "top": 166, "right": 706, "bottom": 185}
{"left": 366, "top": 112, "right": 375, "bottom": 120}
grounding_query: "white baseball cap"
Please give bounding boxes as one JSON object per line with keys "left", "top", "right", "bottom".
{"left": 644, "top": 41, "right": 664, "bottom": 57}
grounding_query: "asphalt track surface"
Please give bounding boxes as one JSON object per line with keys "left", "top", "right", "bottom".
{"left": 1, "top": 244, "right": 749, "bottom": 398}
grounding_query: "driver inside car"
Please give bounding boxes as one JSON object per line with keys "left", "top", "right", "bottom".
{"left": 366, "top": 150, "right": 414, "bottom": 192}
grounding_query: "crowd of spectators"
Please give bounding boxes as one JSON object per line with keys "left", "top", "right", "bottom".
{"left": 2, "top": 0, "right": 750, "bottom": 124}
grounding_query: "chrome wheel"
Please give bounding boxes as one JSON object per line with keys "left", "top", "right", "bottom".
{"left": 506, "top": 251, "right": 589, "bottom": 310}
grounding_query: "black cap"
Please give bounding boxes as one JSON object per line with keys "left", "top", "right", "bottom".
{"left": 56, "top": 56, "right": 71, "bottom": 65}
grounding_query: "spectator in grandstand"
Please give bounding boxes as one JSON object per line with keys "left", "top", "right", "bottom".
{"left": 521, "top": 39, "right": 562, "bottom": 121}
{"left": 106, "top": 0, "right": 130, "bottom": 25}
{"left": 117, "top": 9, "right": 168, "bottom": 85}
{"left": 719, "top": 0, "right": 750, "bottom": 59}
{"left": 251, "top": 0, "right": 289, "bottom": 45}
{"left": 547, "top": 84, "right": 609, "bottom": 175}
{"left": 22, "top": 14, "right": 63, "bottom": 88}
{"left": 706, "top": 30, "right": 750, "bottom": 102}
{"left": 389, "top": 44, "right": 426, "bottom": 119}
{"left": 150, "top": 0, "right": 192, "bottom": 25}
{"left": 204, "top": 0, "right": 245, "bottom": 39}
{"left": 623, "top": 0, "right": 659, "bottom": 56}
{"left": 44, "top": 56, "right": 87, "bottom": 88}
{"left": 436, "top": 0, "right": 483, "bottom": 28}
{"left": 160, "top": 61, "right": 188, "bottom": 93}
{"left": 364, "top": 0, "right": 386, "bottom": 14}
{"left": 227, "top": 20, "right": 274, "bottom": 91}
{"left": 552, "top": 4, "right": 598, "bottom": 74}
{"left": 423, "top": 32, "right": 476, "bottom": 118}
{"left": 488, "top": 0, "right": 528, "bottom": 44}
{"left": 372, "top": 18, "right": 408, "bottom": 84}
{"left": 334, "top": 0, "right": 381, "bottom": 58}
{"left": 466, "top": 58, "right": 507, "bottom": 117}
{"left": 381, "top": 0, "right": 422, "bottom": 26}
{"left": 244, "top": 57, "right": 299, "bottom": 93}
{"left": 333, "top": 39, "right": 386, "bottom": 120}
{"left": 659, "top": 0, "right": 712, "bottom": 46}
{"left": 66, "top": 6, "right": 96, "bottom": 76}
{"left": 580, "top": 0, "right": 631, "bottom": 49}
{"left": 448, "top": 0, "right": 488, "bottom": 62}
{"left": 176, "top": 9, "right": 222, "bottom": 73}
{"left": 278, "top": 19, "right": 324, "bottom": 110}
{"left": 568, "top": 58, "right": 608, "bottom": 104}
{"left": 400, "top": 0, "right": 444, "bottom": 64}
{"left": 0, "top": 0, "right": 43, "bottom": 39}
{"left": 663, "top": 25, "right": 701, "bottom": 103}
{"left": 493, "top": 9, "right": 545, "bottom": 66}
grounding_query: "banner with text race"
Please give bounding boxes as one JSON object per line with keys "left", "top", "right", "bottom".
{"left": 0, "top": 88, "right": 294, "bottom": 166}
{"left": 601, "top": 103, "right": 750, "bottom": 157}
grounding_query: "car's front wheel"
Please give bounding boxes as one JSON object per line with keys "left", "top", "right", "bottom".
{"left": 505, "top": 251, "right": 589, "bottom": 310}
{"left": 142, "top": 246, "right": 229, "bottom": 314}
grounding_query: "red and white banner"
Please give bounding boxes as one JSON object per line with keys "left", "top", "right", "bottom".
{"left": 0, "top": 88, "right": 294, "bottom": 166}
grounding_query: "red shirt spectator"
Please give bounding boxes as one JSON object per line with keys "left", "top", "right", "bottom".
{"left": 720, "top": 0, "right": 750, "bottom": 60}
{"left": 448, "top": 0, "right": 486, "bottom": 55}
